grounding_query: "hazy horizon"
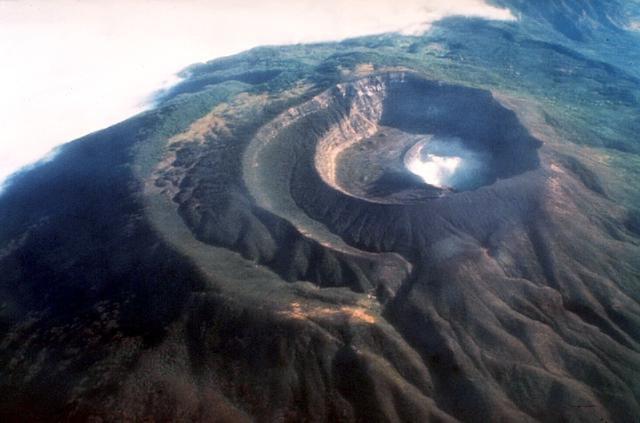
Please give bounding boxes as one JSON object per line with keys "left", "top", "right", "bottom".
{"left": 0, "top": 0, "right": 515, "bottom": 185}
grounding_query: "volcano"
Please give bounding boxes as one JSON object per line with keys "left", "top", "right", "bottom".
{"left": 1, "top": 1, "right": 640, "bottom": 422}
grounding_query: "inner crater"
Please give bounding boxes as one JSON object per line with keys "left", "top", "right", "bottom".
{"left": 318, "top": 73, "right": 541, "bottom": 204}
{"left": 242, "top": 72, "right": 543, "bottom": 264}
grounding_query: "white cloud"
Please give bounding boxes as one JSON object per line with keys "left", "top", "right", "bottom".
{"left": 0, "top": 0, "right": 514, "bottom": 184}
{"left": 407, "top": 153, "right": 464, "bottom": 188}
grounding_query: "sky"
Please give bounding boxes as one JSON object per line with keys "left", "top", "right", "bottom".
{"left": 0, "top": 0, "right": 515, "bottom": 184}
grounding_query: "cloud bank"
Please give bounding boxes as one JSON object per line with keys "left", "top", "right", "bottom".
{"left": 0, "top": 0, "right": 514, "bottom": 184}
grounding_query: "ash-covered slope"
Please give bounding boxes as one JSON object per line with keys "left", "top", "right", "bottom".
{"left": 2, "top": 5, "right": 640, "bottom": 422}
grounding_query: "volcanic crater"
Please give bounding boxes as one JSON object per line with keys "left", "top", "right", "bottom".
{"left": 243, "top": 72, "right": 544, "bottom": 267}
{"left": 3, "top": 2, "right": 640, "bottom": 417}
{"left": 323, "top": 74, "right": 542, "bottom": 203}
{"left": 144, "top": 70, "right": 640, "bottom": 421}
{"left": 2, "top": 58, "right": 639, "bottom": 421}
